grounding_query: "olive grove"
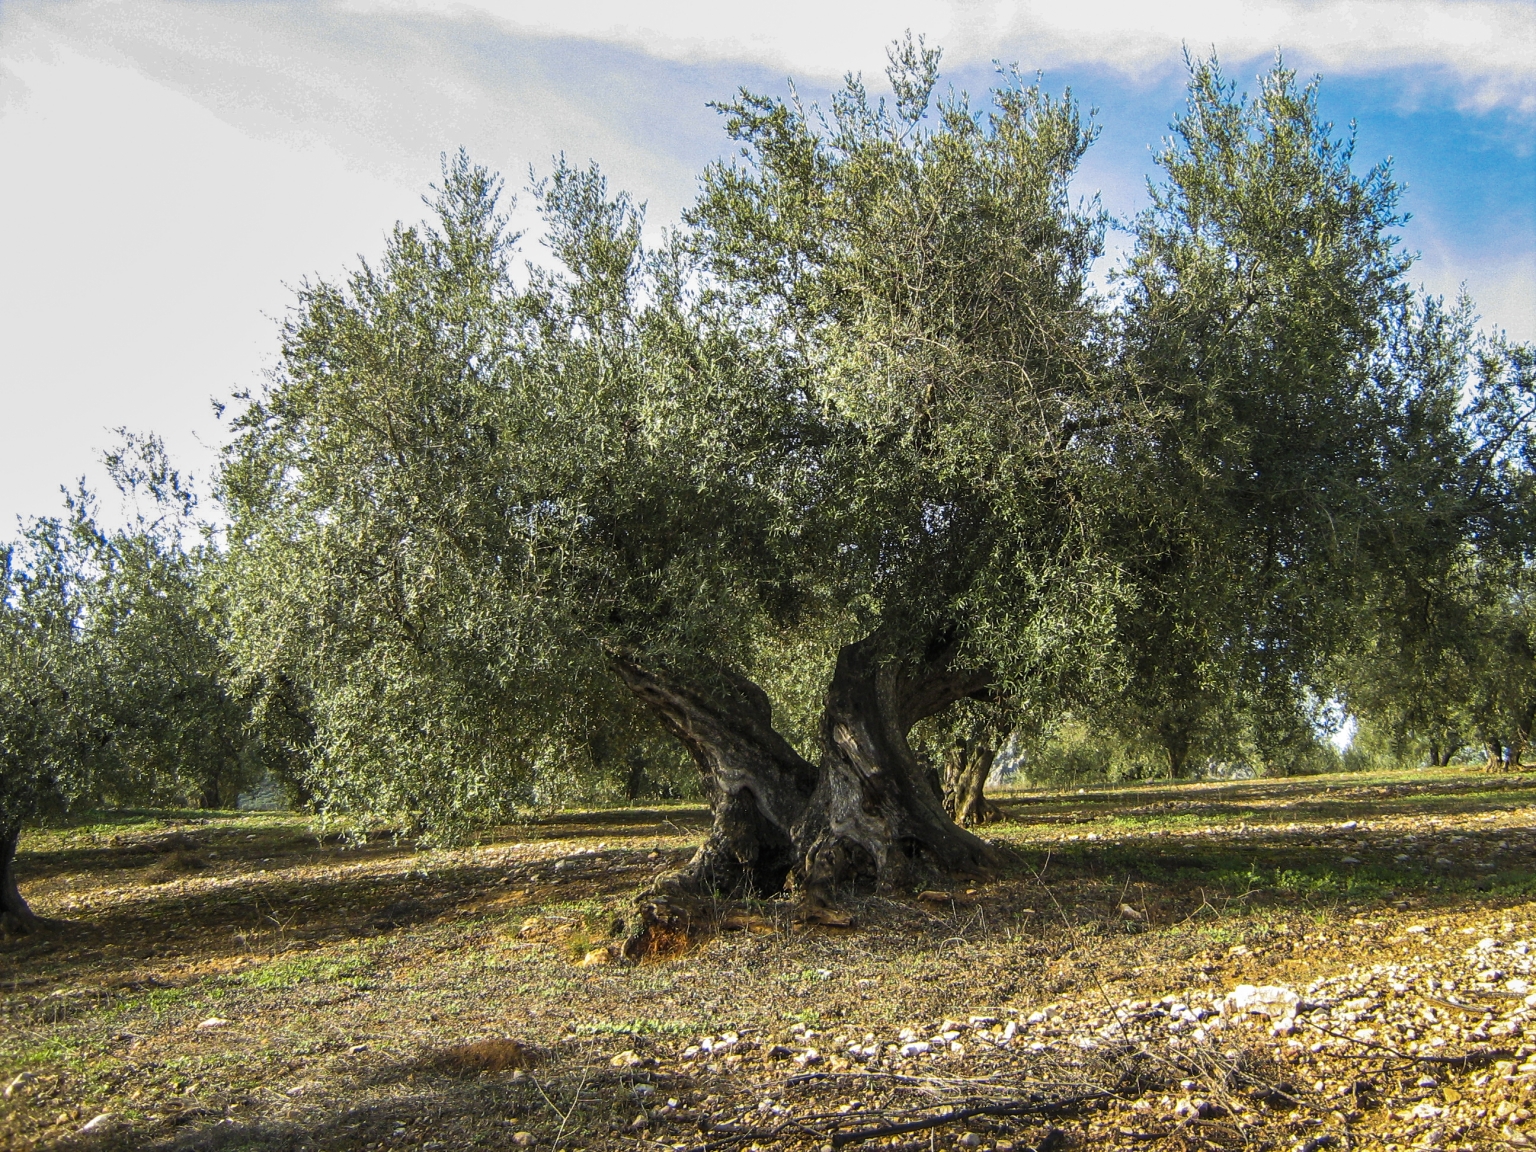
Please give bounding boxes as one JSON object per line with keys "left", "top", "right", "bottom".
{"left": 5, "top": 44, "right": 1531, "bottom": 937}
{"left": 1, "top": 437, "right": 254, "bottom": 930}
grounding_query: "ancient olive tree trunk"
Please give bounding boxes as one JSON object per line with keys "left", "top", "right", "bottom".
{"left": 1486, "top": 738, "right": 1507, "bottom": 772}
{"left": 0, "top": 825, "right": 37, "bottom": 934}
{"left": 1159, "top": 724, "right": 1193, "bottom": 780}
{"left": 610, "top": 655, "right": 819, "bottom": 947}
{"left": 1513, "top": 702, "right": 1534, "bottom": 770}
{"left": 615, "top": 632, "right": 1005, "bottom": 931}
{"left": 623, "top": 752, "right": 648, "bottom": 802}
{"left": 942, "top": 736, "right": 998, "bottom": 827}
{"left": 794, "top": 633, "right": 1001, "bottom": 907}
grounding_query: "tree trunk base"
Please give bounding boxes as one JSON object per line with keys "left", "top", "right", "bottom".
{"left": 795, "top": 633, "right": 1002, "bottom": 905}
{"left": 623, "top": 885, "right": 715, "bottom": 961}
{"left": 620, "top": 789, "right": 799, "bottom": 960}
{"left": 0, "top": 910, "right": 39, "bottom": 936}
{"left": 1, "top": 828, "right": 38, "bottom": 935}
{"left": 612, "top": 636, "right": 1006, "bottom": 931}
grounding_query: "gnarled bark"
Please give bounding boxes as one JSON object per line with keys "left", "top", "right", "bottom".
{"left": 1486, "top": 738, "right": 1507, "bottom": 772}
{"left": 609, "top": 654, "right": 819, "bottom": 951}
{"left": 794, "top": 632, "right": 1001, "bottom": 907}
{"left": 1, "top": 825, "right": 38, "bottom": 935}
{"left": 942, "top": 737, "right": 998, "bottom": 827}
{"left": 1159, "top": 724, "right": 1193, "bottom": 780}
{"left": 1513, "top": 701, "right": 1534, "bottom": 770}
{"left": 613, "top": 631, "right": 1005, "bottom": 939}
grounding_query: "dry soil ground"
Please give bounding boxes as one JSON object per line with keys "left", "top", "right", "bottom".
{"left": 7, "top": 767, "right": 1536, "bottom": 1152}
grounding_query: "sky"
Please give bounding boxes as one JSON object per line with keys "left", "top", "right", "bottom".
{"left": 2, "top": 0, "right": 1533, "bottom": 531}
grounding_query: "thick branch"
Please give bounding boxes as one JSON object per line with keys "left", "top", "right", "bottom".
{"left": 895, "top": 633, "right": 994, "bottom": 731}
{"left": 609, "top": 654, "right": 817, "bottom": 902}
{"left": 899, "top": 666, "right": 994, "bottom": 731}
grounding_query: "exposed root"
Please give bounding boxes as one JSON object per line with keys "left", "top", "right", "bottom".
{"left": 0, "top": 892, "right": 39, "bottom": 937}
{"left": 0, "top": 910, "right": 39, "bottom": 937}
{"left": 794, "top": 902, "right": 854, "bottom": 928}
{"left": 623, "top": 877, "right": 723, "bottom": 961}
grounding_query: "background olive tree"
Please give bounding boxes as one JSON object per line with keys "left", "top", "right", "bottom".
{"left": 2, "top": 434, "right": 251, "bottom": 931}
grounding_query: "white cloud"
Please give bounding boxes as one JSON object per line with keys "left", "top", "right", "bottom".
{"left": 0, "top": 34, "right": 417, "bottom": 526}
{"left": 1413, "top": 234, "right": 1536, "bottom": 343}
{"left": 0, "top": 0, "right": 1530, "bottom": 529}
{"left": 4, "top": 1, "right": 716, "bottom": 213}
{"left": 0, "top": 0, "right": 723, "bottom": 526}
{"left": 1474, "top": 261, "right": 1536, "bottom": 342}
{"left": 368, "top": 0, "right": 1536, "bottom": 108}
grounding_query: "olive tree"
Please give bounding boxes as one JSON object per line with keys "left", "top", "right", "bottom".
{"left": 0, "top": 511, "right": 96, "bottom": 932}
{"left": 1101, "top": 56, "right": 1421, "bottom": 777}
{"left": 1, "top": 439, "right": 251, "bottom": 932}
{"left": 225, "top": 42, "right": 1130, "bottom": 927}
{"left": 670, "top": 39, "right": 1130, "bottom": 910}
{"left": 227, "top": 47, "right": 1500, "bottom": 934}
{"left": 1341, "top": 314, "right": 1534, "bottom": 768}
{"left": 223, "top": 152, "right": 829, "bottom": 859}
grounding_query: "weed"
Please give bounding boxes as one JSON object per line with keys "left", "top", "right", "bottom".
{"left": 238, "top": 954, "right": 374, "bottom": 991}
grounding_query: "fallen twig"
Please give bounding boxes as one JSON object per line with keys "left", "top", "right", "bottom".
{"left": 1300, "top": 1016, "right": 1514, "bottom": 1069}
{"left": 699, "top": 1091, "right": 1106, "bottom": 1150}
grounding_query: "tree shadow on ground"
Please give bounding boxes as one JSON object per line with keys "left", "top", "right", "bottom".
{"left": 68, "top": 1047, "right": 681, "bottom": 1152}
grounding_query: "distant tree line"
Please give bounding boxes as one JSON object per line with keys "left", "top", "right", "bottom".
{"left": 3, "top": 44, "right": 1531, "bottom": 932}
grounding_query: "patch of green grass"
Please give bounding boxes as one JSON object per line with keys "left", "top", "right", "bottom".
{"left": 775, "top": 967, "right": 833, "bottom": 986}
{"left": 1272, "top": 867, "right": 1346, "bottom": 896}
{"left": 1484, "top": 871, "right": 1536, "bottom": 896}
{"left": 1190, "top": 922, "right": 1248, "bottom": 947}
{"left": 237, "top": 954, "right": 373, "bottom": 991}
{"left": 1, "top": 1036, "right": 82, "bottom": 1068}
{"left": 1252, "top": 863, "right": 1407, "bottom": 900}
{"left": 102, "top": 985, "right": 199, "bottom": 1021}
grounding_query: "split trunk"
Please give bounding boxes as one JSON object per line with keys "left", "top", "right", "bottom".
{"left": 942, "top": 736, "right": 998, "bottom": 827}
{"left": 1486, "top": 739, "right": 1507, "bottom": 772}
{"left": 612, "top": 629, "right": 1002, "bottom": 933}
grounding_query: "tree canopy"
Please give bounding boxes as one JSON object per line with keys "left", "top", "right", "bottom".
{"left": 5, "top": 42, "right": 1531, "bottom": 938}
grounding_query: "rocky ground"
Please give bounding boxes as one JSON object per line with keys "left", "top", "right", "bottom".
{"left": 5, "top": 767, "right": 1536, "bottom": 1151}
